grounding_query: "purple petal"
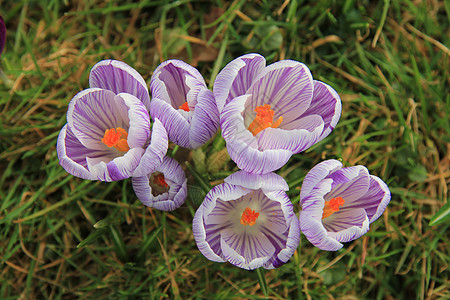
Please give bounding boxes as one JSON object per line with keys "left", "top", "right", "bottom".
{"left": 89, "top": 60, "right": 150, "bottom": 110}
{"left": 283, "top": 81, "right": 341, "bottom": 140}
{"left": 224, "top": 171, "right": 289, "bottom": 191}
{"left": 302, "top": 81, "right": 342, "bottom": 142}
{"left": 193, "top": 207, "right": 227, "bottom": 263}
{"left": 300, "top": 159, "right": 342, "bottom": 203}
{"left": 150, "top": 59, "right": 206, "bottom": 109}
{"left": 189, "top": 88, "right": 220, "bottom": 148}
{"left": 245, "top": 60, "right": 314, "bottom": 125}
{"left": 355, "top": 175, "right": 391, "bottom": 223}
{"left": 149, "top": 97, "right": 191, "bottom": 148}
{"left": 256, "top": 121, "right": 324, "bottom": 154}
{"left": 326, "top": 166, "right": 370, "bottom": 203}
{"left": 67, "top": 88, "right": 128, "bottom": 151}
{"left": 299, "top": 212, "right": 343, "bottom": 251}
{"left": 300, "top": 179, "right": 333, "bottom": 219}
{"left": 57, "top": 124, "right": 97, "bottom": 180}
{"left": 213, "top": 53, "right": 266, "bottom": 113}
{"left": 325, "top": 208, "right": 370, "bottom": 242}
{"left": 0, "top": 16, "right": 5, "bottom": 56}
{"left": 263, "top": 216, "right": 300, "bottom": 269}
{"left": 220, "top": 227, "right": 274, "bottom": 270}
{"left": 226, "top": 137, "right": 293, "bottom": 174}
{"left": 117, "top": 93, "right": 150, "bottom": 148}
{"left": 132, "top": 118, "right": 168, "bottom": 177}
{"left": 87, "top": 148, "right": 144, "bottom": 181}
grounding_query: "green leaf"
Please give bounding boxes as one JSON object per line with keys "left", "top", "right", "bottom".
{"left": 185, "top": 161, "right": 212, "bottom": 194}
{"left": 77, "top": 228, "right": 108, "bottom": 248}
{"left": 429, "top": 201, "right": 450, "bottom": 226}
{"left": 255, "top": 268, "right": 268, "bottom": 298}
{"left": 408, "top": 164, "right": 428, "bottom": 182}
{"left": 93, "top": 216, "right": 121, "bottom": 228}
{"left": 109, "top": 225, "right": 128, "bottom": 262}
{"left": 137, "top": 226, "right": 163, "bottom": 262}
{"left": 319, "top": 263, "right": 346, "bottom": 285}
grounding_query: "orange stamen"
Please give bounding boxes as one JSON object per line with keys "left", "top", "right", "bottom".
{"left": 322, "top": 196, "right": 345, "bottom": 219}
{"left": 247, "top": 104, "right": 283, "bottom": 136}
{"left": 101, "top": 127, "right": 129, "bottom": 152}
{"left": 240, "top": 207, "right": 259, "bottom": 226}
{"left": 153, "top": 173, "right": 169, "bottom": 188}
{"left": 179, "top": 102, "right": 190, "bottom": 112}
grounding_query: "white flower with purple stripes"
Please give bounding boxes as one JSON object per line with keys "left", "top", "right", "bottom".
{"left": 214, "top": 53, "right": 342, "bottom": 174}
{"left": 57, "top": 60, "right": 168, "bottom": 182}
{"left": 149, "top": 60, "right": 220, "bottom": 149}
{"left": 193, "top": 171, "right": 300, "bottom": 270}
{"left": 299, "top": 159, "right": 391, "bottom": 251}
{"left": 132, "top": 156, "right": 187, "bottom": 211}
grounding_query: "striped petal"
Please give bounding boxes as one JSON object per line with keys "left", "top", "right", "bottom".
{"left": 324, "top": 208, "right": 370, "bottom": 240}
{"left": 213, "top": 53, "right": 266, "bottom": 113}
{"left": 352, "top": 175, "right": 391, "bottom": 222}
{"left": 132, "top": 118, "right": 168, "bottom": 177}
{"left": 224, "top": 171, "right": 289, "bottom": 192}
{"left": 87, "top": 147, "right": 145, "bottom": 182}
{"left": 220, "top": 226, "right": 275, "bottom": 270}
{"left": 299, "top": 212, "right": 343, "bottom": 251}
{"left": 149, "top": 97, "right": 190, "bottom": 148}
{"left": 189, "top": 88, "right": 220, "bottom": 149}
{"left": 89, "top": 59, "right": 150, "bottom": 110}
{"left": 300, "top": 159, "right": 342, "bottom": 203}
{"left": 283, "top": 81, "right": 341, "bottom": 142}
{"left": 57, "top": 124, "right": 97, "bottom": 180}
{"left": 118, "top": 93, "right": 150, "bottom": 149}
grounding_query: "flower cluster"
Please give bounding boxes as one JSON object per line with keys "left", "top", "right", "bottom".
{"left": 57, "top": 54, "right": 391, "bottom": 270}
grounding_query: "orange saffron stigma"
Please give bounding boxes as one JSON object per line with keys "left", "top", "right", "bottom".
{"left": 240, "top": 207, "right": 259, "bottom": 226}
{"left": 101, "top": 127, "right": 129, "bottom": 152}
{"left": 247, "top": 104, "right": 283, "bottom": 136}
{"left": 179, "top": 102, "right": 190, "bottom": 112}
{"left": 153, "top": 173, "right": 169, "bottom": 188}
{"left": 322, "top": 196, "right": 345, "bottom": 219}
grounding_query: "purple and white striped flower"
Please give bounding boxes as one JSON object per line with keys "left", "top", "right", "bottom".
{"left": 193, "top": 171, "right": 300, "bottom": 270}
{"left": 149, "top": 60, "right": 219, "bottom": 149}
{"left": 299, "top": 159, "right": 391, "bottom": 251}
{"left": 57, "top": 60, "right": 168, "bottom": 181}
{"left": 214, "top": 53, "right": 341, "bottom": 174}
{"left": 132, "top": 156, "right": 187, "bottom": 211}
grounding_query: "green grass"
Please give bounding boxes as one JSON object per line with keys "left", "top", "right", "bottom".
{"left": 0, "top": 0, "right": 449, "bottom": 299}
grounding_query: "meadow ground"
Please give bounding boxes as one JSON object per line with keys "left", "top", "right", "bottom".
{"left": 0, "top": 0, "right": 449, "bottom": 299}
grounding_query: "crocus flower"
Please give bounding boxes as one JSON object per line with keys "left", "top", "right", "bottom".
{"left": 132, "top": 156, "right": 187, "bottom": 211}
{"left": 57, "top": 60, "right": 168, "bottom": 181}
{"left": 299, "top": 159, "right": 391, "bottom": 251}
{"left": 149, "top": 60, "right": 219, "bottom": 149}
{"left": 193, "top": 171, "right": 300, "bottom": 270}
{"left": 214, "top": 53, "right": 341, "bottom": 174}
